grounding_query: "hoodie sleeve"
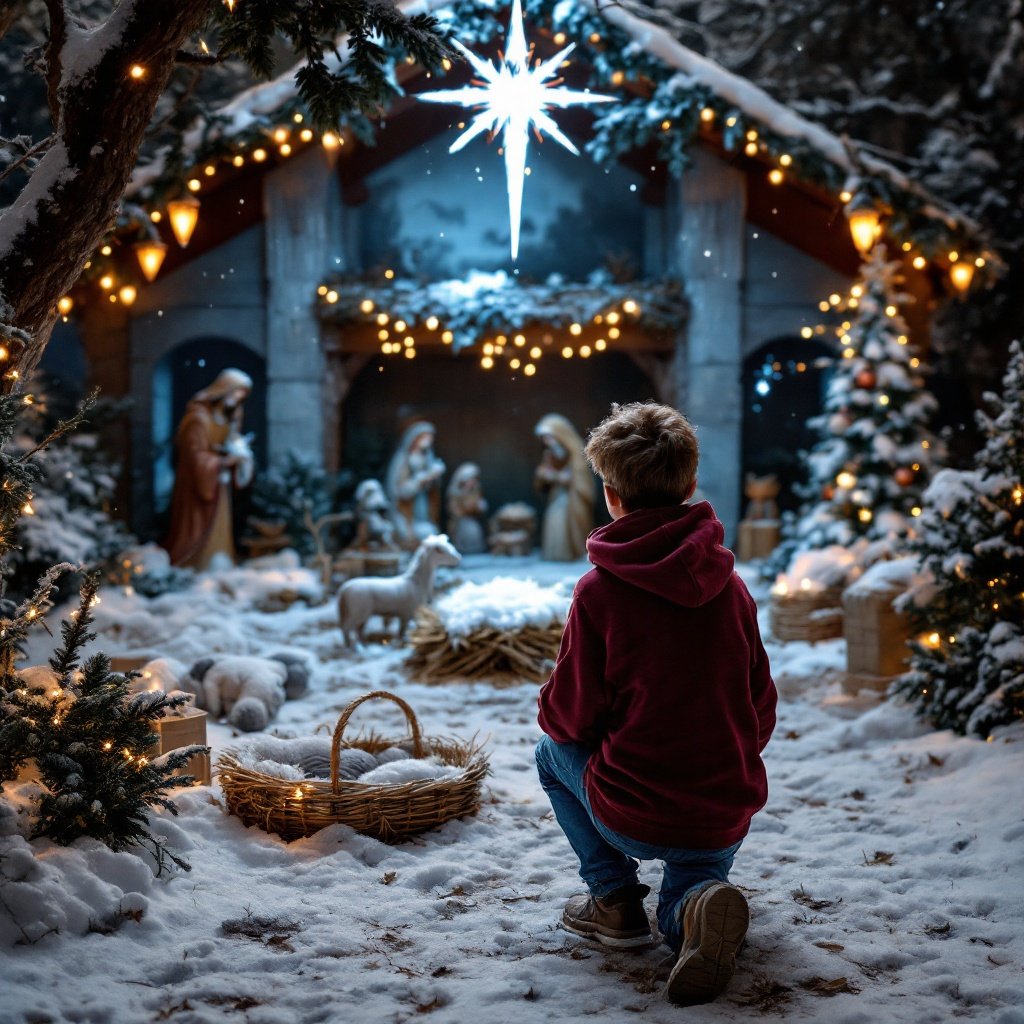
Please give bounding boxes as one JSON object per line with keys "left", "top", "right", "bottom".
{"left": 749, "top": 614, "right": 777, "bottom": 754}
{"left": 537, "top": 594, "right": 609, "bottom": 747}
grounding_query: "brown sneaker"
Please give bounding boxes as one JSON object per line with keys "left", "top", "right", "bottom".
{"left": 561, "top": 883, "right": 654, "bottom": 949}
{"left": 666, "top": 882, "right": 749, "bottom": 1004}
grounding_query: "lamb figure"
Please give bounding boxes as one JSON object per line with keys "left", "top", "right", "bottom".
{"left": 176, "top": 654, "right": 310, "bottom": 732}
{"left": 337, "top": 533, "right": 460, "bottom": 647}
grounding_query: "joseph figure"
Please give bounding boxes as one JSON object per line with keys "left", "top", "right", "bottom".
{"left": 163, "top": 368, "right": 254, "bottom": 569}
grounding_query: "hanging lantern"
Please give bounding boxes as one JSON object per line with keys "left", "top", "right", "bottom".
{"left": 846, "top": 198, "right": 882, "bottom": 255}
{"left": 134, "top": 239, "right": 168, "bottom": 281}
{"left": 949, "top": 260, "right": 975, "bottom": 293}
{"left": 167, "top": 197, "right": 201, "bottom": 248}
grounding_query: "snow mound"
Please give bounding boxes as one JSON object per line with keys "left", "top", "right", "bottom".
{"left": 0, "top": 831, "right": 154, "bottom": 947}
{"left": 774, "top": 545, "right": 859, "bottom": 594}
{"left": 433, "top": 577, "right": 571, "bottom": 637}
{"left": 845, "top": 557, "right": 920, "bottom": 598}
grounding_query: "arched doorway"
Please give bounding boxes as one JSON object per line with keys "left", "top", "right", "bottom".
{"left": 741, "top": 337, "right": 831, "bottom": 513}
{"left": 341, "top": 349, "right": 658, "bottom": 527}
{"left": 151, "top": 338, "right": 267, "bottom": 521}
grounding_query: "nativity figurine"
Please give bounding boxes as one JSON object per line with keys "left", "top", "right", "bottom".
{"left": 534, "top": 413, "right": 593, "bottom": 561}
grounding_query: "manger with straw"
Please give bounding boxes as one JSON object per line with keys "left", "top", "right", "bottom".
{"left": 407, "top": 577, "right": 571, "bottom": 684}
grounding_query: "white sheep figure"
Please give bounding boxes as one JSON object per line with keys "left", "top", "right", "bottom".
{"left": 183, "top": 656, "right": 288, "bottom": 732}
{"left": 338, "top": 533, "right": 460, "bottom": 647}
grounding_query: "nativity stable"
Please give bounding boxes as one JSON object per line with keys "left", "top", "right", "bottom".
{"left": 64, "top": 0, "right": 975, "bottom": 541}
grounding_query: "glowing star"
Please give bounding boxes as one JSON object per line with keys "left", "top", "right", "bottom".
{"left": 418, "top": 0, "right": 613, "bottom": 259}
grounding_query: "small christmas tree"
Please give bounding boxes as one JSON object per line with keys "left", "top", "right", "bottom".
{"left": 0, "top": 388, "right": 203, "bottom": 871}
{"left": 787, "top": 246, "right": 941, "bottom": 554}
{"left": 893, "top": 341, "right": 1024, "bottom": 736}
{"left": 249, "top": 452, "right": 352, "bottom": 556}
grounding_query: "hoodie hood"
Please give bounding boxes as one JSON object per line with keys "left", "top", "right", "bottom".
{"left": 586, "top": 501, "right": 735, "bottom": 607}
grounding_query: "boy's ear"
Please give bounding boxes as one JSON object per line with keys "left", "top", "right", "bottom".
{"left": 604, "top": 483, "right": 625, "bottom": 511}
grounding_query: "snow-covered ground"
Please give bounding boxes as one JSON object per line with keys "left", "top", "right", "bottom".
{"left": 2, "top": 553, "right": 1023, "bottom": 1024}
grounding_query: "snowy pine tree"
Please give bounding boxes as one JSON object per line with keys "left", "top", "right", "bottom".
{"left": 0, "top": 392, "right": 202, "bottom": 869}
{"left": 893, "top": 341, "right": 1024, "bottom": 736}
{"left": 788, "top": 247, "right": 941, "bottom": 554}
{"left": 250, "top": 452, "right": 351, "bottom": 557}
{"left": 6, "top": 390, "right": 132, "bottom": 599}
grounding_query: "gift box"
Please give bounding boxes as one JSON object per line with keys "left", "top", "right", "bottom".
{"left": 737, "top": 520, "right": 781, "bottom": 562}
{"left": 843, "top": 583, "right": 912, "bottom": 679}
{"left": 769, "top": 587, "right": 844, "bottom": 643}
{"left": 149, "top": 705, "right": 210, "bottom": 785}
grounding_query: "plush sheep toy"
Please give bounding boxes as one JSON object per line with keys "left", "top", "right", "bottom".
{"left": 176, "top": 654, "right": 311, "bottom": 732}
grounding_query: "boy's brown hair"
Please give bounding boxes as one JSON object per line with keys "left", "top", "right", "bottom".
{"left": 585, "top": 402, "right": 699, "bottom": 510}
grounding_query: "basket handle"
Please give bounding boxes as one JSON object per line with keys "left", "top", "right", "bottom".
{"left": 330, "top": 690, "right": 425, "bottom": 794}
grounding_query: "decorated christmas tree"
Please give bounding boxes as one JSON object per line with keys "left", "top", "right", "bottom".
{"left": 0, "top": 390, "right": 203, "bottom": 871}
{"left": 893, "top": 341, "right": 1024, "bottom": 737}
{"left": 787, "top": 246, "right": 942, "bottom": 555}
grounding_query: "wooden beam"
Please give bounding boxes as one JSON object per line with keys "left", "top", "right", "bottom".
{"left": 321, "top": 319, "right": 673, "bottom": 355}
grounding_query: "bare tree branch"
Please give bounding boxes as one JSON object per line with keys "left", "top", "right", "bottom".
{"left": 0, "top": 134, "right": 55, "bottom": 186}
{"left": 0, "top": 0, "right": 32, "bottom": 43}
{"left": 42, "top": 0, "right": 68, "bottom": 129}
{"left": 175, "top": 49, "right": 225, "bottom": 66}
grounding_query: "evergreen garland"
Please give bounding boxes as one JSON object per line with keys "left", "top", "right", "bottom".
{"left": 893, "top": 341, "right": 1024, "bottom": 736}
{"left": 114, "top": 0, "right": 985, "bottom": 272}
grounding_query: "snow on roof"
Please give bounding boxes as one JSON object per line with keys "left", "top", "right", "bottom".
{"left": 131, "top": 0, "right": 978, "bottom": 236}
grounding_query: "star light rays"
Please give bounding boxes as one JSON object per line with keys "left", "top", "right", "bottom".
{"left": 418, "top": 0, "right": 614, "bottom": 259}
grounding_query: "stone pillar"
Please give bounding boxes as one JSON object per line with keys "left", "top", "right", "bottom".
{"left": 674, "top": 149, "right": 746, "bottom": 542}
{"left": 263, "top": 148, "right": 343, "bottom": 466}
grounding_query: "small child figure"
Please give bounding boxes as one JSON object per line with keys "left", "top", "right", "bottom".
{"left": 446, "top": 462, "right": 488, "bottom": 554}
{"left": 536, "top": 402, "right": 776, "bottom": 1005}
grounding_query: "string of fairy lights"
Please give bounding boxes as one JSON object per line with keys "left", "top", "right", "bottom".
{"left": 45, "top": 0, "right": 996, "bottom": 378}
{"left": 314, "top": 275, "right": 667, "bottom": 375}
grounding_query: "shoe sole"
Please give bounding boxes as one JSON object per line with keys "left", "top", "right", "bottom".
{"left": 666, "top": 884, "right": 749, "bottom": 1004}
{"left": 560, "top": 917, "right": 656, "bottom": 950}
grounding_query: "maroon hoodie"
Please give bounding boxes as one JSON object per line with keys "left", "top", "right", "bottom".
{"left": 537, "top": 501, "right": 776, "bottom": 849}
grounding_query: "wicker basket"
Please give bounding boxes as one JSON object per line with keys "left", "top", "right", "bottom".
{"left": 769, "top": 587, "right": 844, "bottom": 643}
{"left": 216, "top": 691, "right": 489, "bottom": 842}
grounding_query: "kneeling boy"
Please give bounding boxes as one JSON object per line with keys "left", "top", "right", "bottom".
{"left": 536, "top": 401, "right": 776, "bottom": 1005}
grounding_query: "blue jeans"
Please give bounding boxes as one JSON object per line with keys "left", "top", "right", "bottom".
{"left": 535, "top": 735, "right": 742, "bottom": 951}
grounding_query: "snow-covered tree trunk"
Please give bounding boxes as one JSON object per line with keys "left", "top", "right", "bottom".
{"left": 0, "top": 0, "right": 208, "bottom": 383}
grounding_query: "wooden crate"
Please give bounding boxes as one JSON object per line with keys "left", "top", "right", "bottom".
{"left": 362, "top": 552, "right": 403, "bottom": 577}
{"left": 737, "top": 520, "right": 781, "bottom": 562}
{"left": 769, "top": 587, "right": 844, "bottom": 643}
{"left": 109, "top": 654, "right": 157, "bottom": 674}
{"left": 843, "top": 584, "right": 912, "bottom": 678}
{"left": 149, "top": 706, "right": 210, "bottom": 786}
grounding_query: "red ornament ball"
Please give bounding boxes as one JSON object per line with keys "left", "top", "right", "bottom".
{"left": 894, "top": 467, "right": 915, "bottom": 486}
{"left": 822, "top": 485, "right": 835, "bottom": 500}
{"left": 855, "top": 369, "right": 877, "bottom": 389}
